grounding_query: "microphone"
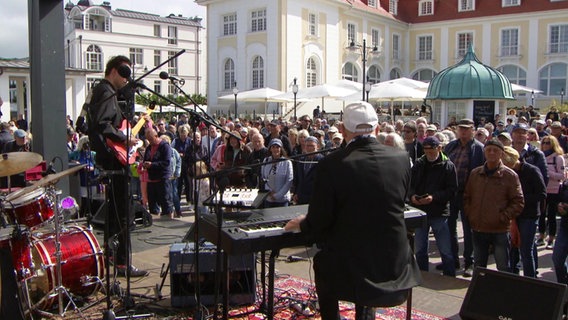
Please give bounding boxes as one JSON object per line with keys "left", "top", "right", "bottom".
{"left": 42, "top": 157, "right": 57, "bottom": 176}
{"left": 159, "top": 71, "right": 185, "bottom": 85}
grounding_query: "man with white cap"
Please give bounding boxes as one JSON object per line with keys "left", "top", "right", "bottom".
{"left": 285, "top": 101, "right": 421, "bottom": 320}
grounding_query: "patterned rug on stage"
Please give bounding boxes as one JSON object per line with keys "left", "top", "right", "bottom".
{"left": 170, "top": 275, "right": 448, "bottom": 320}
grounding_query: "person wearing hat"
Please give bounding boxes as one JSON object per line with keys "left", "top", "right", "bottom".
{"left": 409, "top": 136, "right": 458, "bottom": 277}
{"left": 549, "top": 121, "right": 568, "bottom": 153}
{"left": 285, "top": 101, "right": 421, "bottom": 319}
{"left": 261, "top": 138, "right": 293, "bottom": 207}
{"left": 493, "top": 120, "right": 506, "bottom": 137}
{"left": 443, "top": 118, "right": 485, "bottom": 277}
{"left": 425, "top": 124, "right": 437, "bottom": 137}
{"left": 223, "top": 130, "right": 251, "bottom": 188}
{"left": 402, "top": 122, "right": 424, "bottom": 164}
{"left": 511, "top": 122, "right": 548, "bottom": 188}
{"left": 497, "top": 132, "right": 513, "bottom": 147}
{"left": 464, "top": 139, "right": 524, "bottom": 273}
{"left": 0, "top": 128, "right": 32, "bottom": 189}
{"left": 293, "top": 136, "right": 324, "bottom": 205}
{"left": 264, "top": 119, "right": 292, "bottom": 156}
{"left": 501, "top": 146, "right": 546, "bottom": 277}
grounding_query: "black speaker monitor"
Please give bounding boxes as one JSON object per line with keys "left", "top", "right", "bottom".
{"left": 460, "top": 267, "right": 567, "bottom": 320}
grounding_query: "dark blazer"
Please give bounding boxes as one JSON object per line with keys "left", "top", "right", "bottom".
{"left": 293, "top": 153, "right": 324, "bottom": 205}
{"left": 300, "top": 136, "right": 421, "bottom": 306}
{"left": 143, "top": 140, "right": 172, "bottom": 181}
{"left": 516, "top": 162, "right": 546, "bottom": 219}
{"left": 444, "top": 138, "right": 485, "bottom": 192}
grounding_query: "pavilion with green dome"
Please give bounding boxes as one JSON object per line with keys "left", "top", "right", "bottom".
{"left": 426, "top": 45, "right": 514, "bottom": 128}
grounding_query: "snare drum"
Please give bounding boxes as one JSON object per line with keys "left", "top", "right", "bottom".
{"left": 0, "top": 225, "right": 33, "bottom": 280}
{"left": 4, "top": 188, "right": 54, "bottom": 229}
{"left": 29, "top": 225, "right": 103, "bottom": 309}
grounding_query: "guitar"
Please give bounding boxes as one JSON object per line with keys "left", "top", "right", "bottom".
{"left": 107, "top": 105, "right": 156, "bottom": 165}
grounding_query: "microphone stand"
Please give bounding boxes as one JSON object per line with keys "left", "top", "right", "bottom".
{"left": 136, "top": 85, "right": 234, "bottom": 320}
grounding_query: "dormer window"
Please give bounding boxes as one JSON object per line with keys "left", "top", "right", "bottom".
{"left": 502, "top": 0, "right": 520, "bottom": 7}
{"left": 458, "top": 0, "right": 475, "bottom": 12}
{"left": 389, "top": 0, "right": 398, "bottom": 15}
{"left": 368, "top": 0, "right": 377, "bottom": 8}
{"left": 419, "top": 0, "right": 434, "bottom": 16}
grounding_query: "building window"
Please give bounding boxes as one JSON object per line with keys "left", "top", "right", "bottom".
{"left": 306, "top": 57, "right": 318, "bottom": 87}
{"left": 168, "top": 82, "right": 177, "bottom": 95}
{"left": 458, "top": 0, "right": 475, "bottom": 12}
{"left": 154, "top": 80, "right": 161, "bottom": 94}
{"left": 371, "top": 29, "right": 380, "bottom": 49}
{"left": 502, "top": 0, "right": 520, "bottom": 7}
{"left": 419, "top": 0, "right": 434, "bottom": 16}
{"left": 224, "top": 58, "right": 235, "bottom": 90}
{"left": 457, "top": 32, "right": 473, "bottom": 57}
{"left": 84, "top": 9, "right": 111, "bottom": 32}
{"left": 550, "top": 24, "right": 568, "bottom": 54}
{"left": 347, "top": 23, "right": 356, "bottom": 43}
{"left": 412, "top": 69, "right": 437, "bottom": 81}
{"left": 86, "top": 44, "right": 103, "bottom": 71}
{"left": 251, "top": 56, "right": 264, "bottom": 89}
{"left": 251, "top": 9, "right": 266, "bottom": 32}
{"left": 309, "top": 13, "right": 318, "bottom": 36}
{"left": 367, "top": 65, "right": 381, "bottom": 84}
{"left": 168, "top": 51, "right": 178, "bottom": 75}
{"left": 154, "top": 24, "right": 161, "bottom": 37}
{"left": 368, "top": 0, "right": 377, "bottom": 7}
{"left": 390, "top": 68, "right": 401, "bottom": 80}
{"left": 539, "top": 62, "right": 567, "bottom": 96}
{"left": 497, "top": 65, "right": 527, "bottom": 87}
{"left": 168, "top": 26, "right": 178, "bottom": 45}
{"left": 418, "top": 36, "right": 433, "bottom": 60}
{"left": 389, "top": 0, "right": 398, "bottom": 15}
{"left": 154, "top": 50, "right": 161, "bottom": 67}
{"left": 342, "top": 62, "right": 358, "bottom": 82}
{"left": 500, "top": 28, "right": 519, "bottom": 56}
{"left": 223, "top": 13, "right": 237, "bottom": 36}
{"left": 129, "top": 48, "right": 143, "bottom": 66}
{"left": 392, "top": 34, "right": 400, "bottom": 60}
{"left": 86, "top": 77, "right": 98, "bottom": 93}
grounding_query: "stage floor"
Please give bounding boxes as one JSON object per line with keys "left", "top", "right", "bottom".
{"left": 86, "top": 200, "right": 558, "bottom": 320}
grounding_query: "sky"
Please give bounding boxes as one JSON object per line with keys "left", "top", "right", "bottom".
{"left": 0, "top": 0, "right": 207, "bottom": 59}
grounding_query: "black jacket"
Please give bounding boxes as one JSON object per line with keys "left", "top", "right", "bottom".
{"left": 515, "top": 162, "right": 546, "bottom": 219}
{"left": 300, "top": 136, "right": 421, "bottom": 306}
{"left": 410, "top": 153, "right": 458, "bottom": 217}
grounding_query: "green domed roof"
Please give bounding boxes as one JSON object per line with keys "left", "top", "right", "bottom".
{"left": 426, "top": 46, "right": 514, "bottom": 100}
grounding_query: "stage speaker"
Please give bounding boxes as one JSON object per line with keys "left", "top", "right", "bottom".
{"left": 169, "top": 242, "right": 256, "bottom": 307}
{"left": 460, "top": 267, "right": 567, "bottom": 320}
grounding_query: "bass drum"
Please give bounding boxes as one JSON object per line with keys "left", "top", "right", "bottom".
{"left": 29, "top": 225, "right": 104, "bottom": 309}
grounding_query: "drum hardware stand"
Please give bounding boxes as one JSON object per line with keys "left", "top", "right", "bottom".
{"left": 31, "top": 186, "right": 85, "bottom": 319}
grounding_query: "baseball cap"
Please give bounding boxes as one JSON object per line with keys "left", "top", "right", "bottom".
{"left": 476, "top": 128, "right": 489, "bottom": 137}
{"left": 498, "top": 132, "right": 512, "bottom": 142}
{"left": 485, "top": 139, "right": 504, "bottom": 151}
{"left": 512, "top": 123, "right": 529, "bottom": 132}
{"left": 423, "top": 136, "right": 441, "bottom": 147}
{"left": 268, "top": 120, "right": 279, "bottom": 126}
{"left": 497, "top": 120, "right": 505, "bottom": 126}
{"left": 305, "top": 136, "right": 318, "bottom": 144}
{"left": 551, "top": 121, "right": 562, "bottom": 128}
{"left": 457, "top": 118, "right": 474, "bottom": 128}
{"left": 426, "top": 124, "right": 437, "bottom": 132}
{"left": 268, "top": 138, "right": 283, "bottom": 148}
{"left": 332, "top": 133, "right": 343, "bottom": 140}
{"left": 14, "top": 129, "right": 27, "bottom": 138}
{"left": 328, "top": 126, "right": 338, "bottom": 134}
{"left": 240, "top": 127, "right": 248, "bottom": 134}
{"left": 342, "top": 101, "right": 378, "bottom": 133}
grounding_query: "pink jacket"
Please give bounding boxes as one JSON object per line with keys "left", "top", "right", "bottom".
{"left": 546, "top": 153, "right": 565, "bottom": 194}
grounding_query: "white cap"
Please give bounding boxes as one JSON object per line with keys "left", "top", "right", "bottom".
{"left": 342, "top": 101, "right": 378, "bottom": 133}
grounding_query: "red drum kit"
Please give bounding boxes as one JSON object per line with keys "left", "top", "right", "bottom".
{"left": 0, "top": 152, "right": 103, "bottom": 318}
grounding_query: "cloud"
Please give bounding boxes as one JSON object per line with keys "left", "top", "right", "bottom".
{"left": 0, "top": 0, "right": 206, "bottom": 59}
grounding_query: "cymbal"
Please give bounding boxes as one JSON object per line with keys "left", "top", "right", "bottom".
{"left": 5, "top": 164, "right": 86, "bottom": 203}
{"left": 0, "top": 152, "right": 43, "bottom": 177}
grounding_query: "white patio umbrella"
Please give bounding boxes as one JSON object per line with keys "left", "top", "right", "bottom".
{"left": 511, "top": 83, "right": 543, "bottom": 94}
{"left": 386, "top": 77, "right": 430, "bottom": 90}
{"left": 275, "top": 83, "right": 358, "bottom": 113}
{"left": 219, "top": 87, "right": 290, "bottom": 115}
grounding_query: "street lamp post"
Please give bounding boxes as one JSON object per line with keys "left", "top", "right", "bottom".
{"left": 561, "top": 88, "right": 565, "bottom": 105}
{"left": 361, "top": 39, "right": 367, "bottom": 101}
{"left": 292, "top": 78, "right": 299, "bottom": 121}
{"left": 531, "top": 90, "right": 535, "bottom": 106}
{"left": 365, "top": 78, "right": 372, "bottom": 102}
{"left": 348, "top": 39, "right": 379, "bottom": 101}
{"left": 232, "top": 82, "right": 238, "bottom": 119}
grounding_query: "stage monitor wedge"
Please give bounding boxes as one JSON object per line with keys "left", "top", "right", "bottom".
{"left": 460, "top": 267, "right": 567, "bottom": 320}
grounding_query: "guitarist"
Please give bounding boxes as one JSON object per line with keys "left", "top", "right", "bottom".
{"left": 87, "top": 55, "right": 148, "bottom": 277}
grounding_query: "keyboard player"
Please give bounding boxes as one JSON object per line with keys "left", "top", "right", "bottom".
{"left": 284, "top": 101, "right": 422, "bottom": 320}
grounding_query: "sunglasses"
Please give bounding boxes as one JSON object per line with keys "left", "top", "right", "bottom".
{"left": 542, "top": 141, "right": 551, "bottom": 145}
